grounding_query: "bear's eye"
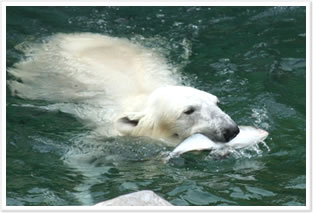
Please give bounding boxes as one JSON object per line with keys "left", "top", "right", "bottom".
{"left": 184, "top": 107, "right": 195, "bottom": 115}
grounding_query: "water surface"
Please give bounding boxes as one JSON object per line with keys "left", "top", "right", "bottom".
{"left": 6, "top": 6, "right": 306, "bottom": 206}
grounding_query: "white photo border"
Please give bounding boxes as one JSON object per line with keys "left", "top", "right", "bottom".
{"left": 1, "top": 1, "right": 312, "bottom": 213}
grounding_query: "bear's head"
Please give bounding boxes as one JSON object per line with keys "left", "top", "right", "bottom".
{"left": 116, "top": 86, "right": 239, "bottom": 145}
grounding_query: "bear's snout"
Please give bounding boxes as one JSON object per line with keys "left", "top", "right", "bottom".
{"left": 222, "top": 125, "right": 240, "bottom": 142}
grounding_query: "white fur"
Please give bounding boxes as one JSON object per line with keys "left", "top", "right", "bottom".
{"left": 8, "top": 33, "right": 237, "bottom": 145}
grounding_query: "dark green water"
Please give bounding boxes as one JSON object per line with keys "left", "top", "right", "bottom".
{"left": 6, "top": 6, "right": 306, "bottom": 206}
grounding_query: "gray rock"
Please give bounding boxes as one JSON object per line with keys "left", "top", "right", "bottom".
{"left": 94, "top": 190, "right": 173, "bottom": 206}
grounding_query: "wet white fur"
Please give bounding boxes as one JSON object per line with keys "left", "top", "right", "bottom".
{"left": 8, "top": 33, "right": 236, "bottom": 145}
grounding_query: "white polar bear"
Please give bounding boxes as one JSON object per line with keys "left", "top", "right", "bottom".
{"left": 8, "top": 33, "right": 239, "bottom": 145}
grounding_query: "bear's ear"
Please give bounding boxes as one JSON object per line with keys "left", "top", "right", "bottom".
{"left": 207, "top": 93, "right": 219, "bottom": 104}
{"left": 116, "top": 112, "right": 145, "bottom": 135}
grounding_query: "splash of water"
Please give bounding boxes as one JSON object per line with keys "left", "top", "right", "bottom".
{"left": 206, "top": 140, "right": 271, "bottom": 160}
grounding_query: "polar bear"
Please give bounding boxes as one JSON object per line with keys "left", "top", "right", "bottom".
{"left": 8, "top": 33, "right": 239, "bottom": 145}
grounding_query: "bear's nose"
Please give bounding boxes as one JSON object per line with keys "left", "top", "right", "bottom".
{"left": 222, "top": 126, "right": 240, "bottom": 142}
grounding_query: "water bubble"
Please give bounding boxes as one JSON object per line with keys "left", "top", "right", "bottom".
{"left": 173, "top": 22, "right": 183, "bottom": 27}
{"left": 156, "top": 14, "right": 165, "bottom": 18}
{"left": 251, "top": 107, "right": 269, "bottom": 126}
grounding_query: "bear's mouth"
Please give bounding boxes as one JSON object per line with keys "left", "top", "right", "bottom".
{"left": 176, "top": 132, "right": 223, "bottom": 144}
{"left": 192, "top": 132, "right": 222, "bottom": 143}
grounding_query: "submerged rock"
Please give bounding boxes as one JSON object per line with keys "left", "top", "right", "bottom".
{"left": 94, "top": 190, "right": 173, "bottom": 206}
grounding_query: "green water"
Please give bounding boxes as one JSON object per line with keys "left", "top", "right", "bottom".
{"left": 6, "top": 6, "right": 306, "bottom": 206}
